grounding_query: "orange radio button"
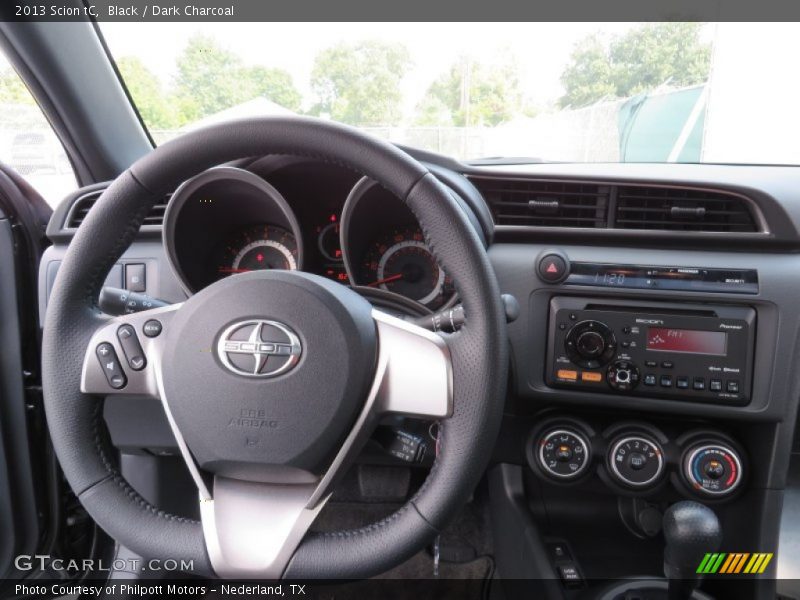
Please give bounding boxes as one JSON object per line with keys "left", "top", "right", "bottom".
{"left": 581, "top": 371, "right": 603, "bottom": 382}
{"left": 557, "top": 369, "right": 578, "bottom": 381}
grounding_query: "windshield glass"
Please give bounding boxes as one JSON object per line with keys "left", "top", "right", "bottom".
{"left": 100, "top": 22, "right": 800, "bottom": 165}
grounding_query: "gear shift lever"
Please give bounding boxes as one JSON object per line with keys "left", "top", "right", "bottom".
{"left": 663, "top": 501, "right": 722, "bottom": 600}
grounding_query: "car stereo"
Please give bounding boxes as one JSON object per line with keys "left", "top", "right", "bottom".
{"left": 545, "top": 297, "right": 756, "bottom": 405}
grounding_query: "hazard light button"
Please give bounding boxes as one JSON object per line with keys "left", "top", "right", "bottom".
{"left": 537, "top": 252, "right": 570, "bottom": 283}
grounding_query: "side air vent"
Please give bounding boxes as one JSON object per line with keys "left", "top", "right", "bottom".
{"left": 475, "top": 178, "right": 610, "bottom": 228}
{"left": 615, "top": 186, "right": 759, "bottom": 232}
{"left": 65, "top": 191, "right": 170, "bottom": 230}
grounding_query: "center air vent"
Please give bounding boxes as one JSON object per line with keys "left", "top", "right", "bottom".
{"left": 65, "top": 190, "right": 170, "bottom": 229}
{"left": 474, "top": 179, "right": 610, "bottom": 228}
{"left": 614, "top": 186, "right": 758, "bottom": 232}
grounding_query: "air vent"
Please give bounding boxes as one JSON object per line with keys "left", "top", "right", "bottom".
{"left": 65, "top": 191, "right": 170, "bottom": 230}
{"left": 615, "top": 186, "right": 758, "bottom": 232}
{"left": 475, "top": 178, "right": 610, "bottom": 228}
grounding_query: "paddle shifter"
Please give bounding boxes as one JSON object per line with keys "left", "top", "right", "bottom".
{"left": 663, "top": 501, "right": 722, "bottom": 600}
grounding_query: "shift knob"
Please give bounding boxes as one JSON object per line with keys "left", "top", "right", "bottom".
{"left": 663, "top": 501, "right": 721, "bottom": 600}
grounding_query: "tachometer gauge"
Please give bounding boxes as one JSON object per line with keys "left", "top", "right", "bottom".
{"left": 360, "top": 228, "right": 454, "bottom": 308}
{"left": 216, "top": 225, "right": 298, "bottom": 278}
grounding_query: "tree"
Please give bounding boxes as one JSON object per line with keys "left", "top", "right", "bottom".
{"left": 174, "top": 34, "right": 301, "bottom": 125}
{"left": 414, "top": 53, "right": 527, "bottom": 127}
{"left": 0, "top": 68, "right": 34, "bottom": 105}
{"left": 309, "top": 40, "right": 411, "bottom": 126}
{"left": 560, "top": 23, "right": 711, "bottom": 108}
{"left": 246, "top": 66, "right": 301, "bottom": 112}
{"left": 116, "top": 56, "right": 177, "bottom": 129}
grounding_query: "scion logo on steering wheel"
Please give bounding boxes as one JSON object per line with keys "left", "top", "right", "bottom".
{"left": 216, "top": 319, "right": 302, "bottom": 378}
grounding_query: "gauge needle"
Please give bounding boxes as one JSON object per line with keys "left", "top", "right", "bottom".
{"left": 368, "top": 273, "right": 403, "bottom": 287}
{"left": 218, "top": 267, "right": 253, "bottom": 274}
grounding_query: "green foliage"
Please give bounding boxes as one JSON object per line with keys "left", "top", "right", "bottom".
{"left": 309, "top": 40, "right": 412, "bottom": 126}
{"left": 117, "top": 34, "right": 303, "bottom": 130}
{"left": 560, "top": 23, "right": 711, "bottom": 108}
{"left": 0, "top": 68, "right": 35, "bottom": 105}
{"left": 116, "top": 56, "right": 176, "bottom": 129}
{"left": 415, "top": 53, "right": 527, "bottom": 127}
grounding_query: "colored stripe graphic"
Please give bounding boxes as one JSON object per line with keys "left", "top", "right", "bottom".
{"left": 698, "top": 552, "right": 773, "bottom": 574}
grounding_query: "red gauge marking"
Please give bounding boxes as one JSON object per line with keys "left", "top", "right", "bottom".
{"left": 368, "top": 273, "right": 403, "bottom": 287}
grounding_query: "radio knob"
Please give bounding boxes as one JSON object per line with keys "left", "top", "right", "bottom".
{"left": 565, "top": 320, "right": 617, "bottom": 368}
{"left": 576, "top": 331, "right": 606, "bottom": 358}
{"left": 607, "top": 360, "right": 640, "bottom": 391}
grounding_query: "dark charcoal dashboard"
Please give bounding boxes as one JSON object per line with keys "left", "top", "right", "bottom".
{"left": 39, "top": 154, "right": 800, "bottom": 598}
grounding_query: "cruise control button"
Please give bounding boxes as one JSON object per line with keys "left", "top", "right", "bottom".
{"left": 117, "top": 325, "right": 146, "bottom": 371}
{"left": 96, "top": 343, "right": 126, "bottom": 389}
{"left": 143, "top": 319, "right": 163, "bottom": 338}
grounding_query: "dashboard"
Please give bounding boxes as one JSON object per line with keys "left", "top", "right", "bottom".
{"left": 161, "top": 159, "right": 460, "bottom": 312}
{"left": 38, "top": 152, "right": 800, "bottom": 596}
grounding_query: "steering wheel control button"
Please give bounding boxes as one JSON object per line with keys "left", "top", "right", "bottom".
{"left": 124, "top": 263, "right": 146, "bottom": 292}
{"left": 683, "top": 443, "right": 743, "bottom": 497}
{"left": 117, "top": 324, "right": 146, "bottom": 371}
{"left": 606, "top": 360, "right": 640, "bottom": 391}
{"left": 142, "top": 319, "right": 163, "bottom": 338}
{"left": 565, "top": 320, "right": 617, "bottom": 368}
{"left": 608, "top": 435, "right": 665, "bottom": 488}
{"left": 537, "top": 252, "right": 570, "bottom": 283}
{"left": 95, "top": 343, "right": 127, "bottom": 389}
{"left": 537, "top": 428, "right": 591, "bottom": 480}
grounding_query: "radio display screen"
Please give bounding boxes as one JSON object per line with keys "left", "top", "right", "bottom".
{"left": 646, "top": 328, "right": 727, "bottom": 355}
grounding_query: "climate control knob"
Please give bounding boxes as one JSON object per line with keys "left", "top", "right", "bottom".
{"left": 608, "top": 435, "right": 665, "bottom": 488}
{"left": 536, "top": 428, "right": 591, "bottom": 480}
{"left": 565, "top": 320, "right": 616, "bottom": 368}
{"left": 607, "top": 360, "right": 640, "bottom": 391}
{"left": 683, "top": 443, "right": 743, "bottom": 497}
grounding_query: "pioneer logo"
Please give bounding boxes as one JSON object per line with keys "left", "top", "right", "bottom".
{"left": 635, "top": 318, "right": 664, "bottom": 325}
{"left": 719, "top": 323, "right": 743, "bottom": 330}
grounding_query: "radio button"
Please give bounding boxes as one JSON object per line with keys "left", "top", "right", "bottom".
{"left": 727, "top": 380, "right": 740, "bottom": 393}
{"left": 710, "top": 379, "right": 723, "bottom": 391}
{"left": 693, "top": 378, "right": 706, "bottom": 390}
{"left": 645, "top": 360, "right": 657, "bottom": 368}
{"left": 607, "top": 360, "right": 640, "bottom": 392}
{"left": 557, "top": 369, "right": 578, "bottom": 381}
{"left": 676, "top": 376, "right": 689, "bottom": 389}
{"left": 644, "top": 374, "right": 657, "bottom": 386}
{"left": 660, "top": 375, "right": 673, "bottom": 387}
{"left": 581, "top": 371, "right": 603, "bottom": 383}
{"left": 661, "top": 361, "right": 675, "bottom": 369}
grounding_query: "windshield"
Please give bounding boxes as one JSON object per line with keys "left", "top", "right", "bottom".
{"left": 100, "top": 22, "right": 800, "bottom": 165}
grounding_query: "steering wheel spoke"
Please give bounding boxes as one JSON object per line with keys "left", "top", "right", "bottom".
{"left": 371, "top": 309, "right": 453, "bottom": 420}
{"left": 80, "top": 304, "right": 181, "bottom": 399}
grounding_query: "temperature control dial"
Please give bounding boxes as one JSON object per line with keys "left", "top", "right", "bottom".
{"left": 565, "top": 320, "right": 617, "bottom": 368}
{"left": 683, "top": 443, "right": 743, "bottom": 497}
{"left": 607, "top": 360, "right": 640, "bottom": 392}
{"left": 608, "top": 435, "right": 665, "bottom": 488}
{"left": 537, "top": 429, "right": 591, "bottom": 480}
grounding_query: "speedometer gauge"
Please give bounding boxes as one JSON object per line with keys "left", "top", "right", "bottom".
{"left": 360, "top": 228, "right": 454, "bottom": 308}
{"left": 215, "top": 225, "right": 298, "bottom": 279}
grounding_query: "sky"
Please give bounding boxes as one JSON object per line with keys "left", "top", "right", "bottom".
{"left": 98, "top": 22, "right": 637, "bottom": 115}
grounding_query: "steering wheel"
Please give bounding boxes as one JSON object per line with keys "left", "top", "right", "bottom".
{"left": 42, "top": 117, "right": 508, "bottom": 579}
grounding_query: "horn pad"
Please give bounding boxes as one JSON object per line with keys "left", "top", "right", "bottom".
{"left": 159, "top": 270, "right": 377, "bottom": 483}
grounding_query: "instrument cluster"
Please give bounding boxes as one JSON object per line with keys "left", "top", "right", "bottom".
{"left": 163, "top": 163, "right": 459, "bottom": 311}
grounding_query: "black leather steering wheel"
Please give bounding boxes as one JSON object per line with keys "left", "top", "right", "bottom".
{"left": 42, "top": 117, "right": 508, "bottom": 579}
